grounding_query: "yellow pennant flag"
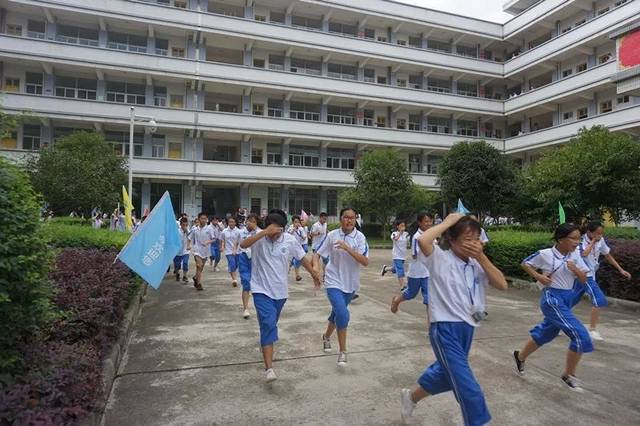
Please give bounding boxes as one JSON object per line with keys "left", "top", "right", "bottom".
{"left": 122, "top": 186, "right": 134, "bottom": 231}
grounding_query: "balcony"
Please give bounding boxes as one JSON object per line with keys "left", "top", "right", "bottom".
{"left": 503, "top": 0, "right": 570, "bottom": 38}
{"left": 504, "top": 60, "right": 617, "bottom": 114}
{"left": 0, "top": 93, "right": 497, "bottom": 150}
{"left": 505, "top": 104, "right": 640, "bottom": 153}
{"left": 504, "top": 0, "right": 640, "bottom": 76}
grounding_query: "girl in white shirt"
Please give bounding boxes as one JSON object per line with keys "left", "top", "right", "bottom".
{"left": 238, "top": 214, "right": 261, "bottom": 319}
{"left": 287, "top": 215, "right": 309, "bottom": 282}
{"left": 220, "top": 216, "right": 242, "bottom": 287}
{"left": 400, "top": 214, "right": 507, "bottom": 425}
{"left": 382, "top": 220, "right": 409, "bottom": 289}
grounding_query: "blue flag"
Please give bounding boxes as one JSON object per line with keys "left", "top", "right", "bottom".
{"left": 116, "top": 191, "right": 181, "bottom": 289}
{"left": 456, "top": 198, "right": 470, "bottom": 215}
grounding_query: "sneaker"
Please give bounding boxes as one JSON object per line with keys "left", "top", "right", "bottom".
{"left": 381, "top": 265, "right": 388, "bottom": 276}
{"left": 589, "top": 329, "right": 604, "bottom": 341}
{"left": 322, "top": 334, "right": 332, "bottom": 353}
{"left": 214, "top": 266, "right": 219, "bottom": 272}
{"left": 513, "top": 350, "right": 525, "bottom": 375}
{"left": 561, "top": 375, "right": 584, "bottom": 392}
{"left": 265, "top": 368, "right": 277, "bottom": 382}
{"left": 243, "top": 309, "right": 250, "bottom": 319}
{"left": 232, "top": 280, "right": 238, "bottom": 288}
{"left": 175, "top": 273, "right": 180, "bottom": 282}
{"left": 352, "top": 293, "right": 360, "bottom": 300}
{"left": 337, "top": 352, "right": 347, "bottom": 366}
{"left": 400, "top": 388, "right": 416, "bottom": 423}
{"left": 295, "top": 275, "right": 302, "bottom": 282}
{"left": 182, "top": 275, "right": 188, "bottom": 283}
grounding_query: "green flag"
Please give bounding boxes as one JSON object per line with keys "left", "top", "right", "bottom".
{"left": 558, "top": 202, "right": 566, "bottom": 224}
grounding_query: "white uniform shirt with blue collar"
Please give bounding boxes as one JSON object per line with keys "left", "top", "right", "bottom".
{"left": 239, "top": 227, "right": 261, "bottom": 257}
{"left": 391, "top": 231, "right": 409, "bottom": 260}
{"left": 208, "top": 223, "right": 223, "bottom": 241}
{"left": 316, "top": 228, "right": 368, "bottom": 293}
{"left": 523, "top": 246, "right": 591, "bottom": 290}
{"left": 221, "top": 227, "right": 242, "bottom": 255}
{"left": 178, "top": 227, "right": 190, "bottom": 256}
{"left": 288, "top": 225, "right": 308, "bottom": 246}
{"left": 250, "top": 232, "right": 307, "bottom": 300}
{"left": 425, "top": 244, "right": 489, "bottom": 327}
{"left": 578, "top": 235, "right": 610, "bottom": 274}
{"left": 310, "top": 221, "right": 328, "bottom": 250}
{"left": 407, "top": 229, "right": 430, "bottom": 279}
{"left": 190, "top": 225, "right": 215, "bottom": 258}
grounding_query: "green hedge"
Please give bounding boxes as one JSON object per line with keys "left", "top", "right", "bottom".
{"left": 49, "top": 216, "right": 93, "bottom": 226}
{"left": 43, "top": 223, "right": 129, "bottom": 250}
{"left": 484, "top": 230, "right": 553, "bottom": 279}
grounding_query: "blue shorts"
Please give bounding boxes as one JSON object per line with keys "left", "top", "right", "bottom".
{"left": 253, "top": 293, "right": 287, "bottom": 346}
{"left": 210, "top": 240, "right": 220, "bottom": 262}
{"left": 292, "top": 244, "right": 308, "bottom": 268}
{"left": 226, "top": 254, "right": 239, "bottom": 273}
{"left": 173, "top": 254, "right": 189, "bottom": 272}
{"left": 418, "top": 322, "right": 490, "bottom": 426}
{"left": 572, "top": 277, "right": 608, "bottom": 308}
{"left": 327, "top": 288, "right": 355, "bottom": 330}
{"left": 530, "top": 287, "right": 593, "bottom": 353}
{"left": 391, "top": 259, "right": 405, "bottom": 278}
{"left": 402, "top": 277, "right": 429, "bottom": 305}
{"left": 238, "top": 252, "right": 251, "bottom": 292}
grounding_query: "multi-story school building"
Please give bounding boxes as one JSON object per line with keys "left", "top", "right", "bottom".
{"left": 0, "top": 0, "right": 639, "bottom": 218}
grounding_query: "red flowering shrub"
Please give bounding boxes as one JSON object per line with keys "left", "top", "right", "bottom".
{"left": 597, "top": 239, "right": 640, "bottom": 302}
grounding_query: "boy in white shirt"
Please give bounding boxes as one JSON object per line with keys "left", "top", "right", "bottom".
{"left": 382, "top": 220, "right": 409, "bottom": 289}
{"left": 238, "top": 213, "right": 261, "bottom": 319}
{"left": 220, "top": 216, "right": 242, "bottom": 287}
{"left": 208, "top": 216, "right": 223, "bottom": 272}
{"left": 173, "top": 217, "right": 191, "bottom": 283}
{"left": 240, "top": 209, "right": 321, "bottom": 382}
{"left": 189, "top": 212, "right": 215, "bottom": 291}
{"left": 287, "top": 215, "right": 309, "bottom": 282}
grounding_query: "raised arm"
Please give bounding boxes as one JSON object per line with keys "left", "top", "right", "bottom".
{"left": 240, "top": 224, "right": 281, "bottom": 249}
{"left": 580, "top": 238, "right": 596, "bottom": 257}
{"left": 417, "top": 213, "right": 463, "bottom": 257}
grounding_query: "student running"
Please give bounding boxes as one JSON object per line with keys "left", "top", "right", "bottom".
{"left": 209, "top": 216, "right": 223, "bottom": 271}
{"left": 288, "top": 215, "right": 309, "bottom": 282}
{"left": 173, "top": 217, "right": 191, "bottom": 283}
{"left": 220, "top": 216, "right": 242, "bottom": 287}
{"left": 190, "top": 212, "right": 216, "bottom": 291}
{"left": 238, "top": 213, "right": 261, "bottom": 319}
{"left": 382, "top": 219, "right": 409, "bottom": 289}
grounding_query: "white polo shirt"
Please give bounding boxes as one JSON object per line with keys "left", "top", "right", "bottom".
{"left": 310, "top": 221, "right": 328, "bottom": 250}
{"left": 407, "top": 229, "right": 430, "bottom": 279}
{"left": 288, "top": 225, "right": 308, "bottom": 246}
{"left": 178, "top": 228, "right": 190, "bottom": 256}
{"left": 391, "top": 231, "right": 409, "bottom": 260}
{"left": 316, "top": 228, "right": 368, "bottom": 293}
{"left": 190, "top": 225, "right": 214, "bottom": 259}
{"left": 239, "top": 227, "right": 261, "bottom": 257}
{"left": 250, "top": 233, "right": 307, "bottom": 300}
{"left": 208, "top": 223, "right": 223, "bottom": 241}
{"left": 523, "top": 246, "right": 591, "bottom": 290}
{"left": 425, "top": 244, "right": 489, "bottom": 327}
{"left": 579, "top": 235, "right": 610, "bottom": 274}
{"left": 221, "top": 227, "right": 242, "bottom": 255}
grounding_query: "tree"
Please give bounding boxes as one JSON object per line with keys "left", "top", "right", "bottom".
{"left": 438, "top": 140, "right": 520, "bottom": 221}
{"left": 29, "top": 131, "right": 127, "bottom": 215}
{"left": 525, "top": 126, "right": 640, "bottom": 224}
{"left": 341, "top": 148, "right": 416, "bottom": 236}
{"left": 0, "top": 103, "right": 17, "bottom": 140}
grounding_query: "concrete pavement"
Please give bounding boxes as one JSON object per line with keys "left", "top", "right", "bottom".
{"left": 104, "top": 249, "right": 640, "bottom": 425}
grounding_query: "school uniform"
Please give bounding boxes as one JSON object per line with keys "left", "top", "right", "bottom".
{"left": 390, "top": 231, "right": 409, "bottom": 278}
{"left": 310, "top": 221, "right": 329, "bottom": 265}
{"left": 572, "top": 235, "right": 609, "bottom": 308}
{"left": 402, "top": 229, "right": 429, "bottom": 305}
{"left": 238, "top": 227, "right": 261, "bottom": 292}
{"left": 190, "top": 225, "right": 215, "bottom": 262}
{"left": 523, "top": 247, "right": 593, "bottom": 354}
{"left": 288, "top": 225, "right": 309, "bottom": 269}
{"left": 417, "top": 244, "right": 491, "bottom": 426}
{"left": 221, "top": 227, "right": 242, "bottom": 273}
{"left": 208, "top": 223, "right": 223, "bottom": 264}
{"left": 173, "top": 227, "right": 190, "bottom": 273}
{"left": 250, "top": 233, "right": 307, "bottom": 346}
{"left": 315, "top": 228, "right": 368, "bottom": 330}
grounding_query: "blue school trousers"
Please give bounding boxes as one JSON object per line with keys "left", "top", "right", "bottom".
{"left": 326, "top": 288, "right": 355, "bottom": 330}
{"left": 253, "top": 293, "right": 287, "bottom": 346}
{"left": 292, "top": 244, "right": 308, "bottom": 268}
{"left": 390, "top": 259, "right": 405, "bottom": 278}
{"left": 226, "top": 254, "right": 239, "bottom": 273}
{"left": 173, "top": 254, "right": 189, "bottom": 272}
{"left": 571, "top": 277, "right": 608, "bottom": 308}
{"left": 402, "top": 277, "right": 429, "bottom": 304}
{"left": 209, "top": 240, "right": 220, "bottom": 264}
{"left": 238, "top": 252, "right": 252, "bottom": 292}
{"left": 418, "top": 322, "right": 491, "bottom": 426}
{"left": 530, "top": 287, "right": 593, "bottom": 353}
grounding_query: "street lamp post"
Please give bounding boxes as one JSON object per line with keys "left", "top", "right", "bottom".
{"left": 128, "top": 106, "right": 157, "bottom": 200}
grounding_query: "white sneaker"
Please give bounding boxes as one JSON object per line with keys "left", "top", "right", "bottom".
{"left": 400, "top": 388, "right": 416, "bottom": 423}
{"left": 589, "top": 329, "right": 604, "bottom": 341}
{"left": 265, "top": 368, "right": 277, "bottom": 382}
{"left": 337, "top": 352, "right": 347, "bottom": 366}
{"left": 214, "top": 267, "right": 219, "bottom": 272}
{"left": 243, "top": 309, "right": 250, "bottom": 319}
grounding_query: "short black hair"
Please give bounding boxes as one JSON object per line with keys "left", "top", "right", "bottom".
{"left": 179, "top": 217, "right": 188, "bottom": 224}
{"left": 292, "top": 215, "right": 301, "bottom": 222}
{"left": 269, "top": 209, "right": 288, "bottom": 222}
{"left": 265, "top": 212, "right": 287, "bottom": 228}
{"left": 439, "top": 215, "right": 481, "bottom": 249}
{"left": 553, "top": 223, "right": 579, "bottom": 241}
{"left": 319, "top": 212, "right": 328, "bottom": 218}
{"left": 416, "top": 212, "right": 433, "bottom": 222}
{"left": 339, "top": 207, "right": 357, "bottom": 218}
{"left": 198, "top": 212, "right": 207, "bottom": 218}
{"left": 586, "top": 220, "right": 603, "bottom": 233}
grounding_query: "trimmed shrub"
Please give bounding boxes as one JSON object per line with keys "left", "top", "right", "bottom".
{"left": 484, "top": 230, "right": 554, "bottom": 279}
{"left": 43, "top": 222, "right": 129, "bottom": 250}
{"left": 0, "top": 157, "right": 54, "bottom": 371}
{"left": 603, "top": 227, "right": 640, "bottom": 240}
{"left": 596, "top": 239, "right": 640, "bottom": 302}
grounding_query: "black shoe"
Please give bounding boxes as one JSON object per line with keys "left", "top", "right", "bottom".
{"left": 381, "top": 265, "right": 388, "bottom": 276}
{"left": 352, "top": 293, "right": 360, "bottom": 300}
{"left": 561, "top": 375, "right": 584, "bottom": 392}
{"left": 513, "top": 350, "right": 525, "bottom": 375}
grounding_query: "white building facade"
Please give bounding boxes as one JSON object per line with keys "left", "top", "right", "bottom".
{"left": 0, "top": 0, "right": 639, "bottom": 218}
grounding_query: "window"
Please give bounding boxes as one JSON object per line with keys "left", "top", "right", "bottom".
{"left": 25, "top": 72, "right": 43, "bottom": 95}
{"left": 377, "top": 36, "right": 388, "bottom": 42}
{"left": 55, "top": 76, "right": 97, "bottom": 100}
{"left": 457, "top": 82, "right": 478, "bottom": 97}
{"left": 268, "top": 55, "right": 285, "bottom": 71}
{"left": 155, "top": 38, "right": 169, "bottom": 56}
{"left": 363, "top": 109, "right": 374, "bottom": 127}
{"left": 597, "top": 7, "right": 610, "bottom": 15}
{"left": 408, "top": 114, "right": 421, "bottom": 131}
{"left": 250, "top": 198, "right": 261, "bottom": 215}
{"left": 562, "top": 69, "right": 572, "bottom": 78}
{"left": 396, "top": 118, "right": 407, "bottom": 130}
{"left": 105, "top": 131, "right": 144, "bottom": 157}
{"left": 396, "top": 78, "right": 407, "bottom": 88}
{"left": 599, "top": 53, "right": 612, "bottom": 64}
{"left": 106, "top": 81, "right": 146, "bottom": 104}
{"left": 255, "top": 15, "right": 266, "bottom": 22}
{"left": 563, "top": 111, "right": 573, "bottom": 121}
{"left": 376, "top": 116, "right": 386, "bottom": 128}
{"left": 4, "top": 78, "right": 20, "bottom": 92}
{"left": 7, "top": 24, "right": 22, "bottom": 36}
{"left": 427, "top": 77, "right": 451, "bottom": 93}
{"left": 289, "top": 145, "right": 320, "bottom": 167}
{"left": 456, "top": 44, "right": 477, "bottom": 58}
{"left": 288, "top": 188, "right": 319, "bottom": 215}
{"left": 326, "top": 149, "right": 355, "bottom": 169}
{"left": 425, "top": 155, "right": 441, "bottom": 174}
{"left": 576, "top": 63, "right": 587, "bottom": 73}
{"left": 575, "top": 19, "right": 586, "bottom": 26}
{"left": 427, "top": 39, "right": 451, "bottom": 53}
{"left": 577, "top": 107, "right": 588, "bottom": 119}
{"left": 151, "top": 135, "right": 166, "bottom": 158}
{"left": 56, "top": 25, "right": 99, "bottom": 46}
{"left": 364, "top": 28, "right": 375, "bottom": 40}
{"left": 1, "top": 130, "right": 18, "bottom": 149}
{"left": 326, "top": 190, "right": 338, "bottom": 216}
{"left": 396, "top": 39, "right": 407, "bottom": 46}
{"left": 363, "top": 68, "right": 375, "bottom": 83}
{"left": 427, "top": 116, "right": 450, "bottom": 134}
{"left": 327, "top": 105, "right": 355, "bottom": 125}
{"left": 328, "top": 22, "right": 357, "bottom": 37}
{"left": 408, "top": 36, "right": 422, "bottom": 48}
{"left": 251, "top": 149, "right": 263, "bottom": 163}
{"left": 174, "top": 0, "right": 187, "bottom": 8}
{"left": 267, "top": 99, "right": 283, "bottom": 117}
{"left": 27, "top": 20, "right": 45, "bottom": 39}
{"left": 270, "top": 11, "right": 285, "bottom": 24}
{"left": 266, "top": 144, "right": 282, "bottom": 164}
{"left": 168, "top": 142, "right": 182, "bottom": 159}
{"left": 617, "top": 95, "right": 630, "bottom": 105}
{"left": 457, "top": 120, "right": 477, "bottom": 137}
{"left": 253, "top": 58, "right": 265, "bottom": 68}
{"left": 203, "top": 142, "right": 236, "bottom": 162}
{"left": 23, "top": 124, "right": 41, "bottom": 150}
{"left": 561, "top": 26, "right": 571, "bottom": 34}
{"left": 289, "top": 102, "right": 320, "bottom": 121}
{"left": 408, "top": 75, "right": 422, "bottom": 89}
{"left": 377, "top": 76, "right": 387, "bottom": 85}
{"left": 253, "top": 103, "right": 264, "bottom": 116}
{"left": 327, "top": 63, "right": 357, "bottom": 80}
{"left": 600, "top": 100, "right": 612, "bottom": 113}
{"left": 291, "top": 15, "right": 322, "bottom": 30}
{"left": 171, "top": 47, "right": 185, "bottom": 57}
{"left": 170, "top": 94, "right": 184, "bottom": 108}
{"left": 408, "top": 154, "right": 422, "bottom": 173}
{"left": 107, "top": 32, "right": 147, "bottom": 53}
{"left": 153, "top": 87, "right": 167, "bottom": 106}
{"left": 290, "top": 57, "right": 321, "bottom": 75}
{"left": 615, "top": 0, "right": 628, "bottom": 6}
{"left": 268, "top": 187, "right": 281, "bottom": 210}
